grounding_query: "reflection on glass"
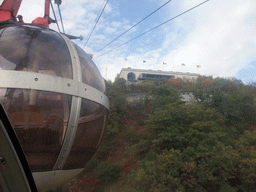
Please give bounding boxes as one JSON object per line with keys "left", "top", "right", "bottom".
{"left": 0, "top": 88, "right": 71, "bottom": 171}
{"left": 73, "top": 43, "right": 105, "bottom": 92}
{"left": 0, "top": 25, "right": 72, "bottom": 78}
{"left": 63, "top": 99, "right": 107, "bottom": 169}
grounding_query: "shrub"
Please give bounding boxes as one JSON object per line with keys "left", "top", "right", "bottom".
{"left": 96, "top": 161, "right": 122, "bottom": 187}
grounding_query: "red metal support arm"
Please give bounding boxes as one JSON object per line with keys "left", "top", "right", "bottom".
{"left": 0, "top": 0, "right": 22, "bottom": 22}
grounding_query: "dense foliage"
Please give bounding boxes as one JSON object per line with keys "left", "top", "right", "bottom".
{"left": 53, "top": 76, "right": 256, "bottom": 192}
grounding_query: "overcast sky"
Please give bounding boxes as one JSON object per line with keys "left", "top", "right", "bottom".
{"left": 17, "top": 0, "right": 256, "bottom": 83}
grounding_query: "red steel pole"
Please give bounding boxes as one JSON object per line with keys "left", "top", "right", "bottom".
{"left": 44, "top": 0, "right": 50, "bottom": 27}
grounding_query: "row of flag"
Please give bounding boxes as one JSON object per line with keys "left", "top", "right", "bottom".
{"left": 182, "top": 63, "right": 201, "bottom": 68}
{"left": 124, "top": 58, "right": 201, "bottom": 68}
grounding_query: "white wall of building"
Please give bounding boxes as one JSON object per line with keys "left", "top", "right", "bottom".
{"left": 119, "top": 68, "right": 200, "bottom": 82}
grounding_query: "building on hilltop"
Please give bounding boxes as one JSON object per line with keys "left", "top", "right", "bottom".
{"left": 119, "top": 68, "right": 200, "bottom": 105}
{"left": 119, "top": 67, "right": 200, "bottom": 83}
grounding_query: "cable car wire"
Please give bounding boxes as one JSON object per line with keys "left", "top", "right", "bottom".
{"left": 95, "top": 0, "right": 107, "bottom": 28}
{"left": 83, "top": 0, "right": 109, "bottom": 48}
{"left": 94, "top": 0, "right": 173, "bottom": 55}
{"left": 83, "top": 0, "right": 106, "bottom": 47}
{"left": 57, "top": 3, "right": 65, "bottom": 33}
{"left": 94, "top": 0, "right": 210, "bottom": 59}
{"left": 50, "top": 1, "right": 61, "bottom": 33}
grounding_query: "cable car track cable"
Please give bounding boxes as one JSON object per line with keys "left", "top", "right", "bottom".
{"left": 94, "top": 0, "right": 210, "bottom": 59}
{"left": 95, "top": 0, "right": 107, "bottom": 29}
{"left": 50, "top": 0, "right": 61, "bottom": 33}
{"left": 83, "top": 0, "right": 106, "bottom": 46}
{"left": 57, "top": 3, "right": 65, "bottom": 33}
{"left": 83, "top": 0, "right": 109, "bottom": 48}
{"left": 93, "top": 0, "right": 173, "bottom": 55}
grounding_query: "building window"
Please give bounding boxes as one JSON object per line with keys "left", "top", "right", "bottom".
{"left": 138, "top": 73, "right": 174, "bottom": 80}
{"left": 127, "top": 72, "right": 136, "bottom": 82}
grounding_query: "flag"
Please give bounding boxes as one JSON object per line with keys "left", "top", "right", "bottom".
{"left": 163, "top": 62, "right": 167, "bottom": 65}
{"left": 196, "top": 65, "right": 201, "bottom": 68}
{"left": 124, "top": 58, "right": 127, "bottom": 61}
{"left": 143, "top": 60, "right": 146, "bottom": 63}
{"left": 181, "top": 63, "right": 185, "bottom": 66}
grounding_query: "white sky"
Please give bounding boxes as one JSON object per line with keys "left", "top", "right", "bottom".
{"left": 17, "top": 0, "right": 256, "bottom": 83}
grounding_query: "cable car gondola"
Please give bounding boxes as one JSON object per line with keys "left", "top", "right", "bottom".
{"left": 0, "top": 0, "right": 109, "bottom": 191}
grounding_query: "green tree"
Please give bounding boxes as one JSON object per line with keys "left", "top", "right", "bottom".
{"left": 206, "top": 91, "right": 256, "bottom": 134}
{"left": 150, "top": 85, "right": 184, "bottom": 110}
{"left": 113, "top": 76, "right": 127, "bottom": 93}
{"left": 105, "top": 79, "right": 127, "bottom": 134}
{"left": 192, "top": 76, "right": 215, "bottom": 102}
{"left": 96, "top": 161, "right": 122, "bottom": 187}
{"left": 124, "top": 102, "right": 256, "bottom": 192}
{"left": 147, "top": 103, "right": 228, "bottom": 152}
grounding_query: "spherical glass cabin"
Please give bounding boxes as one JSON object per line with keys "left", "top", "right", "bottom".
{"left": 0, "top": 22, "right": 109, "bottom": 191}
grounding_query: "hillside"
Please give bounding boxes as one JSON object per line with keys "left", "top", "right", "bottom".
{"left": 52, "top": 76, "right": 256, "bottom": 192}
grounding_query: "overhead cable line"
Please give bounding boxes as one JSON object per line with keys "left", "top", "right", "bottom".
{"left": 86, "top": 0, "right": 106, "bottom": 40}
{"left": 95, "top": 0, "right": 210, "bottom": 59}
{"left": 57, "top": 4, "right": 65, "bottom": 33}
{"left": 83, "top": 0, "right": 109, "bottom": 48}
{"left": 93, "top": 0, "right": 173, "bottom": 55}
{"left": 95, "top": 0, "right": 107, "bottom": 25}
{"left": 50, "top": 0, "right": 61, "bottom": 33}
{"left": 54, "top": 0, "right": 65, "bottom": 33}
